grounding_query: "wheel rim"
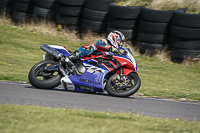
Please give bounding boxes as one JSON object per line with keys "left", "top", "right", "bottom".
{"left": 111, "top": 74, "right": 135, "bottom": 92}
{"left": 34, "top": 62, "right": 59, "bottom": 81}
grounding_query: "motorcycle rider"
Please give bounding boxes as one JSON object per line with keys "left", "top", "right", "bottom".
{"left": 64, "top": 30, "right": 125, "bottom": 74}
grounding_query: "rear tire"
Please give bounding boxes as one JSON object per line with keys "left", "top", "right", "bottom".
{"left": 106, "top": 72, "right": 141, "bottom": 97}
{"left": 28, "top": 60, "right": 61, "bottom": 89}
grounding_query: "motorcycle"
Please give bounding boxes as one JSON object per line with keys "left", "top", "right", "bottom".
{"left": 28, "top": 44, "right": 141, "bottom": 97}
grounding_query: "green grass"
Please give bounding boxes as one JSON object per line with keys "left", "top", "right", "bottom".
{"left": 0, "top": 11, "right": 199, "bottom": 133}
{"left": 0, "top": 21, "right": 200, "bottom": 101}
{"left": 0, "top": 21, "right": 81, "bottom": 81}
{"left": 137, "top": 56, "right": 200, "bottom": 101}
{"left": 0, "top": 104, "right": 200, "bottom": 133}
{"left": 115, "top": 0, "right": 200, "bottom": 14}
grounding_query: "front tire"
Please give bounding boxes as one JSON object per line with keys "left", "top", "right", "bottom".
{"left": 106, "top": 72, "right": 141, "bottom": 97}
{"left": 28, "top": 60, "right": 61, "bottom": 89}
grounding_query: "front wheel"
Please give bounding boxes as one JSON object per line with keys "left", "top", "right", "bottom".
{"left": 28, "top": 60, "right": 62, "bottom": 89}
{"left": 105, "top": 72, "right": 141, "bottom": 97}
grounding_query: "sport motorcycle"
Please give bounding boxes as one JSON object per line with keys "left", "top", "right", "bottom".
{"left": 28, "top": 44, "right": 141, "bottom": 97}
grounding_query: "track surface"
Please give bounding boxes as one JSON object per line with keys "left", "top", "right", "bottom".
{"left": 0, "top": 81, "right": 200, "bottom": 121}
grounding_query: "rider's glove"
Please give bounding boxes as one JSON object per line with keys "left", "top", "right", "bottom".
{"left": 109, "top": 47, "right": 118, "bottom": 53}
{"left": 105, "top": 45, "right": 118, "bottom": 52}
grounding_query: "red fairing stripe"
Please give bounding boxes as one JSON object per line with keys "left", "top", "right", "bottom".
{"left": 64, "top": 47, "right": 71, "bottom": 54}
{"left": 109, "top": 60, "right": 117, "bottom": 69}
{"left": 81, "top": 55, "right": 102, "bottom": 61}
{"left": 113, "top": 56, "right": 136, "bottom": 71}
{"left": 123, "top": 68, "right": 137, "bottom": 76}
{"left": 102, "top": 63, "right": 113, "bottom": 71}
{"left": 96, "top": 50, "right": 106, "bottom": 55}
{"left": 92, "top": 59, "right": 98, "bottom": 63}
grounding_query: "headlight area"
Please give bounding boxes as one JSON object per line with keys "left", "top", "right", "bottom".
{"left": 125, "top": 48, "right": 137, "bottom": 71}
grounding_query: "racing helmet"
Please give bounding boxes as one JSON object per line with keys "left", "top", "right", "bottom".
{"left": 107, "top": 30, "right": 125, "bottom": 48}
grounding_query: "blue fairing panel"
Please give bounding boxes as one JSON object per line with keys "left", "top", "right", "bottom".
{"left": 56, "top": 49, "right": 70, "bottom": 57}
{"left": 69, "top": 63, "right": 109, "bottom": 92}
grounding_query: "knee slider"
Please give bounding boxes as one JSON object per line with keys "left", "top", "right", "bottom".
{"left": 82, "top": 44, "right": 91, "bottom": 49}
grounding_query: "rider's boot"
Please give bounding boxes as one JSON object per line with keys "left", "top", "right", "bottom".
{"left": 65, "top": 55, "right": 75, "bottom": 67}
{"left": 65, "top": 51, "right": 82, "bottom": 75}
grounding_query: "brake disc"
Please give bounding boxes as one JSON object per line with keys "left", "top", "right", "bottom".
{"left": 112, "top": 75, "right": 132, "bottom": 89}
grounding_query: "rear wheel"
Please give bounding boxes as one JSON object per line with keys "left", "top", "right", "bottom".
{"left": 28, "top": 60, "right": 61, "bottom": 89}
{"left": 106, "top": 72, "right": 141, "bottom": 97}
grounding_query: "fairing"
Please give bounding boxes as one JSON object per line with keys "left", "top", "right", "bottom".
{"left": 47, "top": 45, "right": 137, "bottom": 92}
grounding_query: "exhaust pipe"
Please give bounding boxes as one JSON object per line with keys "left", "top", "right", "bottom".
{"left": 40, "top": 44, "right": 63, "bottom": 60}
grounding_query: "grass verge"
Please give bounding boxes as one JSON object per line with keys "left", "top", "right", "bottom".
{"left": 0, "top": 19, "right": 200, "bottom": 101}
{"left": 0, "top": 104, "right": 200, "bottom": 133}
{"left": 115, "top": 0, "right": 200, "bottom": 14}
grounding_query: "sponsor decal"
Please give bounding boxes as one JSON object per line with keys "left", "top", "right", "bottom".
{"left": 87, "top": 67, "right": 100, "bottom": 73}
{"left": 80, "top": 86, "right": 90, "bottom": 90}
{"left": 79, "top": 78, "right": 100, "bottom": 85}
{"left": 84, "top": 64, "right": 107, "bottom": 73}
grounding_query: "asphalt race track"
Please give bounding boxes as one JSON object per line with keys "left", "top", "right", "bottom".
{"left": 0, "top": 81, "right": 200, "bottom": 121}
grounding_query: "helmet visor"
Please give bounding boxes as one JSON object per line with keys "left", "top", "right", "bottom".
{"left": 117, "top": 40, "right": 125, "bottom": 47}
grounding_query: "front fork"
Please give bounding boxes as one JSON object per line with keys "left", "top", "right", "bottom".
{"left": 117, "top": 67, "right": 136, "bottom": 82}
{"left": 116, "top": 68, "right": 126, "bottom": 82}
{"left": 119, "top": 68, "right": 125, "bottom": 82}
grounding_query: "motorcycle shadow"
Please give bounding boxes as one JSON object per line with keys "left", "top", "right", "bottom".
{"left": 25, "top": 84, "right": 136, "bottom": 99}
